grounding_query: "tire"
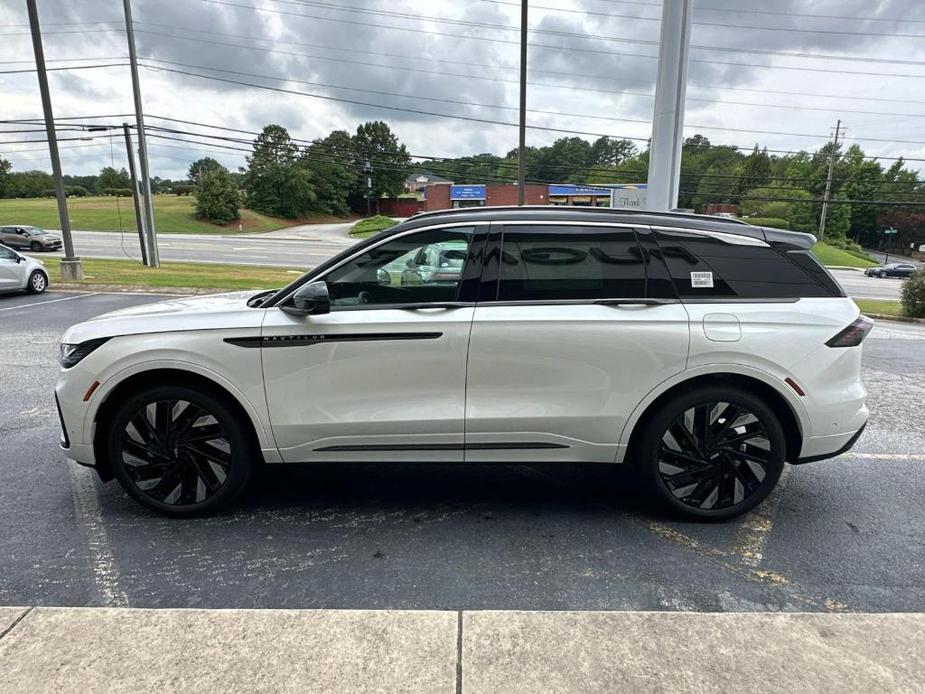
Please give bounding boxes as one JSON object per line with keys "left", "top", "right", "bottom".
{"left": 30, "top": 241, "right": 42, "bottom": 252}
{"left": 26, "top": 270, "right": 47, "bottom": 294}
{"left": 634, "top": 386, "right": 786, "bottom": 521}
{"left": 105, "top": 384, "right": 254, "bottom": 517}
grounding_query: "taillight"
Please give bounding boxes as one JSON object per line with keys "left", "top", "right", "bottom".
{"left": 826, "top": 316, "right": 874, "bottom": 348}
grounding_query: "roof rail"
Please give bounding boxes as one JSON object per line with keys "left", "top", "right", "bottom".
{"left": 411, "top": 205, "right": 751, "bottom": 226}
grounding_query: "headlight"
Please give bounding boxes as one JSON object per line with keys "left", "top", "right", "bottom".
{"left": 60, "top": 337, "right": 111, "bottom": 368}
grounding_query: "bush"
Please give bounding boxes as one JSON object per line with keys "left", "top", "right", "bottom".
{"left": 65, "top": 185, "right": 89, "bottom": 197}
{"left": 901, "top": 268, "right": 925, "bottom": 318}
{"left": 351, "top": 215, "right": 397, "bottom": 236}
{"left": 101, "top": 187, "right": 132, "bottom": 197}
{"left": 195, "top": 168, "right": 240, "bottom": 225}
{"left": 745, "top": 217, "right": 789, "bottom": 229}
{"left": 172, "top": 184, "right": 195, "bottom": 196}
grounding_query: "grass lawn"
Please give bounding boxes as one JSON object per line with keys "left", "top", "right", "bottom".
{"left": 0, "top": 196, "right": 319, "bottom": 235}
{"left": 812, "top": 242, "right": 878, "bottom": 268}
{"left": 49, "top": 257, "right": 305, "bottom": 291}
{"left": 351, "top": 215, "right": 398, "bottom": 237}
{"left": 855, "top": 299, "right": 904, "bottom": 317}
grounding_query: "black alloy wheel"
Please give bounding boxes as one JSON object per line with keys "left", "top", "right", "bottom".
{"left": 108, "top": 385, "right": 253, "bottom": 516}
{"left": 637, "top": 387, "right": 785, "bottom": 520}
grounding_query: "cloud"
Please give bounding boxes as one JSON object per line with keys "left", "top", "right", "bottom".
{"left": 2, "top": 0, "right": 924, "bottom": 177}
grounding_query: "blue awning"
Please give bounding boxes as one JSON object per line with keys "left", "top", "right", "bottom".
{"left": 548, "top": 184, "right": 612, "bottom": 196}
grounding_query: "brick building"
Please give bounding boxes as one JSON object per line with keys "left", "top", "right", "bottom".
{"left": 423, "top": 183, "right": 547, "bottom": 212}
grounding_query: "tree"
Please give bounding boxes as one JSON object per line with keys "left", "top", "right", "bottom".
{"left": 98, "top": 166, "right": 130, "bottom": 191}
{"left": 693, "top": 162, "right": 739, "bottom": 210}
{"left": 0, "top": 156, "right": 12, "bottom": 198}
{"left": 244, "top": 125, "right": 316, "bottom": 218}
{"left": 302, "top": 130, "right": 357, "bottom": 215}
{"left": 187, "top": 157, "right": 225, "bottom": 186}
{"left": 737, "top": 145, "right": 771, "bottom": 194}
{"left": 195, "top": 167, "right": 240, "bottom": 224}
{"left": 5, "top": 170, "right": 53, "bottom": 198}
{"left": 785, "top": 189, "right": 817, "bottom": 234}
{"left": 352, "top": 121, "right": 411, "bottom": 210}
{"left": 589, "top": 137, "right": 636, "bottom": 169}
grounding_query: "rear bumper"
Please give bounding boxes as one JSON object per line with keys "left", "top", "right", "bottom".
{"left": 795, "top": 421, "right": 867, "bottom": 465}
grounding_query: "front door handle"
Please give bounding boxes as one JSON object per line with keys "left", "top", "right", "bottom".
{"left": 398, "top": 302, "right": 472, "bottom": 310}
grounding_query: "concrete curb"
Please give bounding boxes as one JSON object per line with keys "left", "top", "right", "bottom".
{"left": 52, "top": 284, "right": 221, "bottom": 295}
{"left": 866, "top": 313, "right": 925, "bottom": 325}
{"left": 0, "top": 607, "right": 923, "bottom": 693}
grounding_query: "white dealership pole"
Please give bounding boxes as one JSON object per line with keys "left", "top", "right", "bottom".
{"left": 645, "top": 0, "right": 692, "bottom": 212}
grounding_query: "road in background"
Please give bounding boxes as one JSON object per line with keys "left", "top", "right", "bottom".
{"left": 830, "top": 269, "right": 904, "bottom": 301}
{"left": 34, "top": 229, "right": 909, "bottom": 301}
{"left": 42, "top": 225, "right": 358, "bottom": 269}
{"left": 1, "top": 291, "right": 923, "bottom": 611}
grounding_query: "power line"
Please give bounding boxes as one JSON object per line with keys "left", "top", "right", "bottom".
{"left": 135, "top": 29, "right": 925, "bottom": 120}
{"left": 208, "top": 0, "right": 925, "bottom": 69}
{"left": 695, "top": 4, "right": 925, "bottom": 25}
{"left": 138, "top": 62, "right": 656, "bottom": 142}
{"left": 0, "top": 62, "right": 128, "bottom": 75}
{"left": 682, "top": 191, "right": 925, "bottom": 207}
{"left": 482, "top": 0, "right": 925, "bottom": 38}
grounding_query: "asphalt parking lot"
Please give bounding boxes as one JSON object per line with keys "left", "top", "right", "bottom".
{"left": 1, "top": 290, "right": 923, "bottom": 612}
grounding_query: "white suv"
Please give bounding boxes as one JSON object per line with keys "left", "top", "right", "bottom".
{"left": 56, "top": 208, "right": 870, "bottom": 520}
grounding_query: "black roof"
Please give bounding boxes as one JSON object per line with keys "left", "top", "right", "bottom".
{"left": 389, "top": 206, "right": 816, "bottom": 250}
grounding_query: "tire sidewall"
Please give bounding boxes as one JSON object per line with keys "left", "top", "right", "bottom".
{"left": 27, "top": 271, "right": 47, "bottom": 294}
{"left": 106, "top": 385, "right": 253, "bottom": 517}
{"left": 30, "top": 241, "right": 41, "bottom": 252}
{"left": 636, "top": 385, "right": 786, "bottom": 521}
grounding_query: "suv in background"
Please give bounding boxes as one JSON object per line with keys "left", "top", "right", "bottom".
{"left": 0, "top": 225, "right": 63, "bottom": 252}
{"left": 56, "top": 207, "right": 870, "bottom": 520}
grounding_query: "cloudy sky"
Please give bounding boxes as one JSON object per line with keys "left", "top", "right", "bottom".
{"left": 2, "top": 0, "right": 924, "bottom": 180}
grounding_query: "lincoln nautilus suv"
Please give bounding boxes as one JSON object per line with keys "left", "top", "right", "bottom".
{"left": 55, "top": 207, "right": 870, "bottom": 520}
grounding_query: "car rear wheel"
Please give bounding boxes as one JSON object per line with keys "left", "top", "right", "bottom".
{"left": 635, "top": 386, "right": 786, "bottom": 520}
{"left": 106, "top": 385, "right": 254, "bottom": 517}
{"left": 27, "top": 270, "right": 47, "bottom": 294}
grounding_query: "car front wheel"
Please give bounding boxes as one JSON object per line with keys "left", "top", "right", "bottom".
{"left": 635, "top": 386, "right": 786, "bottom": 520}
{"left": 30, "top": 241, "right": 42, "bottom": 252}
{"left": 27, "top": 270, "right": 47, "bottom": 294}
{"left": 105, "top": 385, "right": 254, "bottom": 516}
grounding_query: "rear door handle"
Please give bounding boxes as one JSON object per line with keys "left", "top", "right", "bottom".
{"left": 398, "top": 302, "right": 471, "bottom": 310}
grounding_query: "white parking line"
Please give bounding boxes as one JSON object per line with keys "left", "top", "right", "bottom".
{"left": 841, "top": 452, "right": 925, "bottom": 461}
{"left": 0, "top": 293, "right": 96, "bottom": 312}
{"left": 68, "top": 461, "right": 129, "bottom": 607}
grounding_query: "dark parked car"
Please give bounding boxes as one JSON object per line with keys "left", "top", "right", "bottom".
{"left": 864, "top": 262, "right": 918, "bottom": 278}
{"left": 0, "top": 225, "right": 62, "bottom": 252}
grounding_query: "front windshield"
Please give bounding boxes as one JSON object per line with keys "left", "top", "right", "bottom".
{"left": 24, "top": 227, "right": 44, "bottom": 236}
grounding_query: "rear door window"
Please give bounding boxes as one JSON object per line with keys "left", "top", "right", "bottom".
{"left": 654, "top": 229, "right": 832, "bottom": 299}
{"left": 496, "top": 226, "right": 646, "bottom": 301}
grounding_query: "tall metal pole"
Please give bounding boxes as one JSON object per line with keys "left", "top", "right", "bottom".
{"left": 517, "top": 0, "right": 528, "bottom": 205}
{"left": 123, "top": 123, "right": 149, "bottom": 265}
{"left": 646, "top": 0, "right": 692, "bottom": 211}
{"left": 122, "top": 0, "right": 159, "bottom": 266}
{"left": 26, "top": 0, "right": 82, "bottom": 281}
{"left": 818, "top": 119, "right": 841, "bottom": 242}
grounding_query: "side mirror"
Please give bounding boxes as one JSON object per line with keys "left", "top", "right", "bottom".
{"left": 282, "top": 280, "right": 330, "bottom": 316}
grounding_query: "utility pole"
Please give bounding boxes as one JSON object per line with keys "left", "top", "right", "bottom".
{"left": 517, "top": 0, "right": 528, "bottom": 205}
{"left": 364, "top": 158, "right": 372, "bottom": 216}
{"left": 26, "top": 0, "right": 82, "bottom": 281}
{"left": 818, "top": 119, "right": 841, "bottom": 242}
{"left": 122, "top": 123, "right": 149, "bottom": 265}
{"left": 646, "top": 0, "right": 692, "bottom": 211}
{"left": 122, "top": 0, "right": 158, "bottom": 266}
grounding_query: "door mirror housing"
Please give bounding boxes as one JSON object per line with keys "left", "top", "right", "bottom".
{"left": 282, "top": 280, "right": 331, "bottom": 316}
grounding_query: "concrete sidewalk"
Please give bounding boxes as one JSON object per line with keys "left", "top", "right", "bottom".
{"left": 1, "top": 608, "right": 923, "bottom": 693}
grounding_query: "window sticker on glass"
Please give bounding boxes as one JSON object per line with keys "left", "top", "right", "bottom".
{"left": 690, "top": 271, "right": 714, "bottom": 289}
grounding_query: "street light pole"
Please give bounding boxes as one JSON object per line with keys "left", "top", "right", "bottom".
{"left": 122, "top": 0, "right": 159, "bottom": 266}
{"left": 517, "top": 0, "right": 528, "bottom": 205}
{"left": 25, "top": 0, "right": 82, "bottom": 281}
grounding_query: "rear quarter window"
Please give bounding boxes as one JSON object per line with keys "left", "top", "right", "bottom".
{"left": 654, "top": 229, "right": 834, "bottom": 299}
